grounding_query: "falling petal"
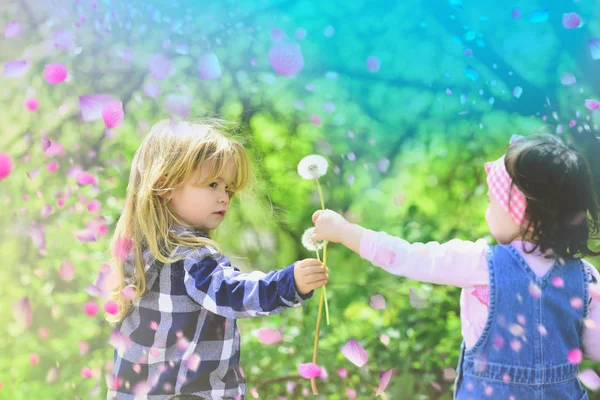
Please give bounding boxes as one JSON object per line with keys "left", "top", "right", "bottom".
{"left": 75, "top": 229, "right": 97, "bottom": 242}
{"left": 493, "top": 335, "right": 504, "bottom": 350}
{"left": 122, "top": 285, "right": 136, "bottom": 300}
{"left": 3, "top": 60, "right": 28, "bottom": 77}
{"left": 561, "top": 73, "right": 576, "bottom": 86}
{"left": 271, "top": 28, "right": 285, "bottom": 42}
{"left": 589, "top": 39, "right": 600, "bottom": 60}
{"left": 309, "top": 114, "right": 321, "bottom": 126}
{"left": 30, "top": 353, "right": 39, "bottom": 365}
{"left": 198, "top": 52, "right": 222, "bottom": 80}
{"left": 59, "top": 262, "right": 75, "bottom": 281}
{"left": 76, "top": 171, "right": 97, "bottom": 185}
{"left": 341, "top": 339, "right": 368, "bottom": 367}
{"left": 87, "top": 200, "right": 101, "bottom": 212}
{"left": 53, "top": 29, "right": 75, "bottom": 50}
{"left": 567, "top": 348, "right": 583, "bottom": 364}
{"left": 0, "top": 153, "right": 13, "bottom": 180}
{"left": 570, "top": 297, "right": 583, "bottom": 309}
{"left": 268, "top": 42, "right": 304, "bottom": 76}
{"left": 12, "top": 297, "right": 32, "bottom": 328}
{"left": 579, "top": 369, "right": 600, "bottom": 391}
{"left": 464, "top": 48, "right": 473, "bottom": 57}
{"left": 25, "top": 98, "right": 39, "bottom": 111}
{"left": 298, "top": 363, "right": 322, "bottom": 379}
{"left": 465, "top": 66, "right": 479, "bottom": 81}
{"left": 585, "top": 99, "right": 600, "bottom": 110}
{"left": 512, "top": 86, "right": 523, "bottom": 98}
{"left": 43, "top": 63, "right": 68, "bottom": 84}
{"left": 370, "top": 294, "right": 386, "bottom": 310}
{"left": 375, "top": 369, "right": 393, "bottom": 396}
{"left": 538, "top": 324, "right": 548, "bottom": 336}
{"left": 551, "top": 276, "right": 564, "bottom": 288}
{"left": 102, "top": 101, "right": 124, "bottom": 128}
{"left": 81, "top": 367, "right": 93, "bottom": 378}
{"left": 79, "top": 94, "right": 116, "bottom": 122}
{"left": 109, "top": 330, "right": 132, "bottom": 353}
{"left": 184, "top": 354, "right": 201, "bottom": 372}
{"left": 512, "top": 8, "right": 522, "bottom": 19}
{"left": 528, "top": 283, "right": 542, "bottom": 299}
{"left": 143, "top": 82, "right": 161, "bottom": 98}
{"left": 83, "top": 301, "right": 98, "bottom": 317}
{"left": 149, "top": 54, "right": 171, "bottom": 80}
{"left": 509, "top": 324, "right": 524, "bottom": 336}
{"left": 46, "top": 367, "right": 60, "bottom": 383}
{"left": 257, "top": 327, "right": 283, "bottom": 345}
{"left": 165, "top": 94, "right": 191, "bottom": 117}
{"left": 104, "top": 301, "right": 118, "bottom": 315}
{"left": 366, "top": 56, "right": 380, "bottom": 72}
{"left": 562, "top": 13, "right": 582, "bottom": 29}
{"left": 113, "top": 236, "right": 133, "bottom": 262}
{"left": 5, "top": 22, "right": 21, "bottom": 37}
{"left": 529, "top": 9, "right": 549, "bottom": 23}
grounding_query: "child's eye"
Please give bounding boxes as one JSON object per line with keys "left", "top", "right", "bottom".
{"left": 209, "top": 182, "right": 218, "bottom": 188}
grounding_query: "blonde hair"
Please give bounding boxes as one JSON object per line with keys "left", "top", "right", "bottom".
{"left": 106, "top": 118, "right": 254, "bottom": 324}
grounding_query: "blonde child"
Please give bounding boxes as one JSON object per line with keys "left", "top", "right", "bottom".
{"left": 312, "top": 135, "right": 600, "bottom": 398}
{"left": 106, "top": 119, "right": 328, "bottom": 399}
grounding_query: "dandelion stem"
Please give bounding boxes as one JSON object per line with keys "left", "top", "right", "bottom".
{"left": 314, "top": 177, "right": 330, "bottom": 324}
{"left": 311, "top": 287, "right": 325, "bottom": 395}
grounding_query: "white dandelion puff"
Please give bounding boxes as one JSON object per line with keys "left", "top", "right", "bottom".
{"left": 302, "top": 227, "right": 324, "bottom": 251}
{"left": 297, "top": 154, "right": 329, "bottom": 180}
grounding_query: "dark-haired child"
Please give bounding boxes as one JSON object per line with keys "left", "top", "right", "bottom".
{"left": 311, "top": 135, "right": 600, "bottom": 398}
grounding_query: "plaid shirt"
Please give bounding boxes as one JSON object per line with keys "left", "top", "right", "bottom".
{"left": 108, "top": 230, "right": 311, "bottom": 400}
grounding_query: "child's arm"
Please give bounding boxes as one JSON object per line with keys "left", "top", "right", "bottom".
{"left": 583, "top": 263, "right": 600, "bottom": 361}
{"left": 312, "top": 209, "right": 488, "bottom": 288}
{"left": 182, "top": 248, "right": 327, "bottom": 319}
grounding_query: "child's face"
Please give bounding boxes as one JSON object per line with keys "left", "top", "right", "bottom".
{"left": 167, "top": 160, "right": 234, "bottom": 232}
{"left": 485, "top": 190, "right": 522, "bottom": 244}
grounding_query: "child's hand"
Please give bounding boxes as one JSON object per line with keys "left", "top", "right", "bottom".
{"left": 294, "top": 258, "right": 328, "bottom": 295}
{"left": 312, "top": 209, "right": 350, "bottom": 243}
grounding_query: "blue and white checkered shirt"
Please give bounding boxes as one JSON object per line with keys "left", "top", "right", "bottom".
{"left": 108, "top": 230, "right": 311, "bottom": 400}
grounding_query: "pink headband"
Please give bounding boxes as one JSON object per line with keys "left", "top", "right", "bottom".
{"left": 484, "top": 155, "right": 529, "bottom": 228}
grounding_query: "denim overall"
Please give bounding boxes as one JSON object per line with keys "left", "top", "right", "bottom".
{"left": 454, "top": 245, "right": 589, "bottom": 399}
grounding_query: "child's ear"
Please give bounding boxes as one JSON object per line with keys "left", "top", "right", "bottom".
{"left": 155, "top": 174, "right": 172, "bottom": 200}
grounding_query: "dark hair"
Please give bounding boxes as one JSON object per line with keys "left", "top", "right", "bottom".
{"left": 504, "top": 134, "right": 600, "bottom": 260}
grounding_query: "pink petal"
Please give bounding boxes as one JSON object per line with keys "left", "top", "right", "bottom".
{"left": 143, "top": 82, "right": 161, "bottom": 98}
{"left": 0, "top": 153, "right": 13, "bottom": 180}
{"left": 41, "top": 132, "right": 51, "bottom": 152}
{"left": 366, "top": 56, "right": 380, "bottom": 72}
{"left": 12, "top": 297, "right": 33, "bottom": 328}
{"left": 309, "top": 114, "right": 321, "bottom": 126}
{"left": 25, "top": 98, "right": 39, "bottom": 111}
{"left": 122, "top": 285, "right": 136, "bottom": 301}
{"left": 257, "top": 327, "right": 283, "bottom": 344}
{"left": 375, "top": 369, "right": 393, "bottom": 396}
{"left": 75, "top": 229, "right": 97, "bottom": 242}
{"left": 3, "top": 60, "right": 28, "bottom": 77}
{"left": 338, "top": 368, "right": 348, "bottom": 378}
{"left": 113, "top": 236, "right": 133, "bottom": 262}
{"left": 104, "top": 301, "right": 118, "bottom": 315}
{"left": 590, "top": 39, "right": 600, "bottom": 60}
{"left": 5, "top": 22, "right": 21, "bottom": 38}
{"left": 585, "top": 99, "right": 600, "bottom": 110}
{"left": 271, "top": 28, "right": 286, "bottom": 42}
{"left": 53, "top": 29, "right": 75, "bottom": 50}
{"left": 512, "top": 8, "right": 522, "bottom": 19}
{"left": 464, "top": 48, "right": 473, "bottom": 57}
{"left": 562, "top": 13, "right": 582, "bottom": 29}
{"left": 59, "top": 262, "right": 75, "bottom": 281}
{"left": 43, "top": 63, "right": 68, "bottom": 84}
{"left": 528, "top": 282, "right": 542, "bottom": 299}
{"left": 46, "top": 367, "right": 60, "bottom": 383}
{"left": 560, "top": 73, "right": 576, "bottom": 86}
{"left": 268, "top": 43, "right": 304, "bottom": 76}
{"left": 109, "top": 329, "right": 132, "bottom": 353}
{"left": 44, "top": 140, "right": 64, "bottom": 156}
{"left": 149, "top": 54, "right": 171, "bottom": 80}
{"left": 76, "top": 171, "right": 97, "bottom": 185}
{"left": 83, "top": 301, "right": 98, "bottom": 317}
{"left": 570, "top": 297, "right": 583, "bottom": 309}
{"left": 102, "top": 101, "right": 124, "bottom": 128}
{"left": 81, "top": 367, "right": 93, "bottom": 378}
{"left": 567, "top": 348, "right": 582, "bottom": 364}
{"left": 165, "top": 94, "right": 191, "bottom": 117}
{"left": 87, "top": 200, "right": 101, "bottom": 212}
{"left": 198, "top": 52, "right": 222, "bottom": 80}
{"left": 79, "top": 94, "right": 116, "bottom": 122}
{"left": 184, "top": 354, "right": 201, "bottom": 372}
{"left": 579, "top": 369, "right": 600, "bottom": 391}
{"left": 78, "top": 341, "right": 89, "bottom": 355}
{"left": 298, "top": 363, "right": 322, "bottom": 379}
{"left": 341, "top": 339, "right": 368, "bottom": 367}
{"left": 369, "top": 294, "right": 386, "bottom": 310}
{"left": 551, "top": 276, "right": 564, "bottom": 288}
{"left": 29, "top": 353, "right": 39, "bottom": 365}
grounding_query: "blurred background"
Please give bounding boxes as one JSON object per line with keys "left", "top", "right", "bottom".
{"left": 0, "top": 0, "right": 599, "bottom": 398}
